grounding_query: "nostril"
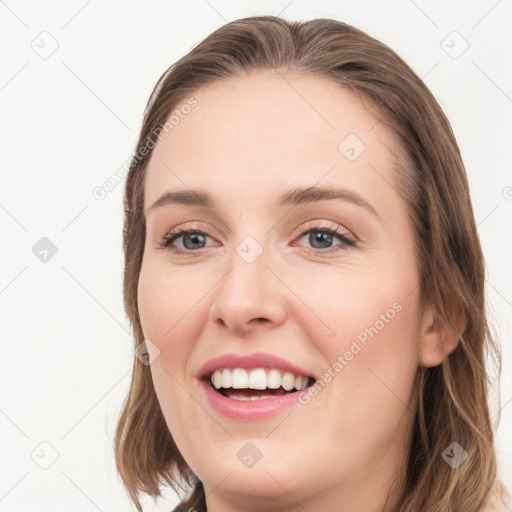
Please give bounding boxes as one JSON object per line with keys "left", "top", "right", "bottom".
{"left": 246, "top": 318, "right": 268, "bottom": 326}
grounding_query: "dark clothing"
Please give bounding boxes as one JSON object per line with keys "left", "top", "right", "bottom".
{"left": 171, "top": 481, "right": 207, "bottom": 512}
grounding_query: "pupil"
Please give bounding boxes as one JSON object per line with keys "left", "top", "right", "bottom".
{"left": 183, "top": 233, "right": 205, "bottom": 249}
{"left": 310, "top": 231, "right": 332, "bottom": 249}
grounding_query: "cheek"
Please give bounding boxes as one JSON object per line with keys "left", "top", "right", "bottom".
{"left": 296, "top": 258, "right": 419, "bottom": 344}
{"left": 301, "top": 264, "right": 421, "bottom": 400}
{"left": 137, "top": 263, "right": 207, "bottom": 440}
{"left": 139, "top": 262, "right": 193, "bottom": 342}
{"left": 137, "top": 261, "right": 213, "bottom": 381}
{"left": 292, "top": 275, "right": 420, "bottom": 461}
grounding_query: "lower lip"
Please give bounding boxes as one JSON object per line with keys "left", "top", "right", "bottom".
{"left": 199, "top": 379, "right": 304, "bottom": 420}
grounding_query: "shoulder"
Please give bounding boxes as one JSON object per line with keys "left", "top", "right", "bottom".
{"left": 480, "top": 479, "right": 512, "bottom": 512}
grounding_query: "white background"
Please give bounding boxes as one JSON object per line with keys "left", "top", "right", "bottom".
{"left": 1, "top": 1, "right": 511, "bottom": 510}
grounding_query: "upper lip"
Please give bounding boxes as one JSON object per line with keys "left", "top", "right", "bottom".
{"left": 198, "top": 352, "right": 316, "bottom": 380}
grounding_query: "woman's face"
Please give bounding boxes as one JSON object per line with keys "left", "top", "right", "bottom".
{"left": 138, "top": 71, "right": 440, "bottom": 511}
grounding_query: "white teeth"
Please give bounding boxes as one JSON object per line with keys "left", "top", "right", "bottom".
{"left": 213, "top": 370, "right": 223, "bottom": 389}
{"left": 231, "top": 368, "right": 249, "bottom": 389}
{"left": 248, "top": 368, "right": 267, "bottom": 390}
{"left": 267, "top": 369, "right": 282, "bottom": 389}
{"left": 282, "top": 372, "right": 295, "bottom": 391}
{"left": 210, "top": 367, "right": 310, "bottom": 391}
{"left": 229, "top": 394, "right": 278, "bottom": 401}
{"left": 222, "top": 368, "right": 232, "bottom": 388}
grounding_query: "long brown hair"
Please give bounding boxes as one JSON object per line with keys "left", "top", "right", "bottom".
{"left": 114, "top": 16, "right": 504, "bottom": 511}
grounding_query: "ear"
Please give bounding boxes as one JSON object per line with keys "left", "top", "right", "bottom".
{"left": 419, "top": 299, "right": 466, "bottom": 368}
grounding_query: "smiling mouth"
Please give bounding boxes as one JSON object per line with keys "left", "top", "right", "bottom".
{"left": 204, "top": 368, "right": 315, "bottom": 401}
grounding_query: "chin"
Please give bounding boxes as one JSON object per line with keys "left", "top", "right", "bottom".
{"left": 195, "top": 446, "right": 302, "bottom": 497}
{"left": 203, "top": 466, "right": 303, "bottom": 508}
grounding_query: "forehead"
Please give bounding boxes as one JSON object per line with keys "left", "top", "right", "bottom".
{"left": 144, "top": 70, "right": 401, "bottom": 212}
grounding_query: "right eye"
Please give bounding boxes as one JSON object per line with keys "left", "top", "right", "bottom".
{"left": 158, "top": 229, "right": 217, "bottom": 253}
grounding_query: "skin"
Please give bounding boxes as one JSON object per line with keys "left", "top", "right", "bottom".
{"left": 137, "top": 70, "right": 459, "bottom": 512}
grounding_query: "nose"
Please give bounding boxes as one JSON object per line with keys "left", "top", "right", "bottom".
{"left": 208, "top": 243, "right": 287, "bottom": 336}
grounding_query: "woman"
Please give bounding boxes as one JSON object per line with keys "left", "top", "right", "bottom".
{"left": 114, "top": 15, "right": 510, "bottom": 512}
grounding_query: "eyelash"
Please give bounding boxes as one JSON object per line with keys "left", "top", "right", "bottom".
{"left": 157, "top": 222, "right": 357, "bottom": 256}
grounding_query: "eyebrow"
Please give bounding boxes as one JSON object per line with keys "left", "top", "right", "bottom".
{"left": 145, "top": 186, "right": 379, "bottom": 219}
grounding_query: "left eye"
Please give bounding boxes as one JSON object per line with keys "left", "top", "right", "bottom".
{"left": 295, "top": 227, "right": 356, "bottom": 252}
